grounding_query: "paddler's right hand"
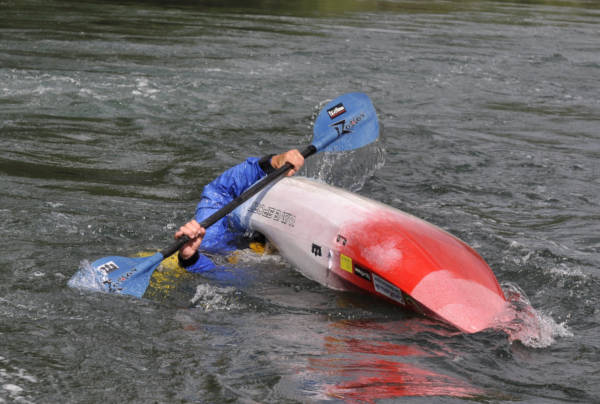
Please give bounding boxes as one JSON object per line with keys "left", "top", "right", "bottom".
{"left": 175, "top": 219, "right": 205, "bottom": 260}
{"left": 270, "top": 149, "right": 304, "bottom": 176}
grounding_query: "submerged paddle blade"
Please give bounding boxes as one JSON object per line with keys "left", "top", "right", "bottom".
{"left": 312, "top": 92, "right": 379, "bottom": 153}
{"left": 68, "top": 253, "right": 164, "bottom": 298}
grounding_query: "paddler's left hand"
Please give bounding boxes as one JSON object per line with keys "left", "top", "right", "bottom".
{"left": 175, "top": 219, "right": 206, "bottom": 260}
{"left": 270, "top": 149, "right": 304, "bottom": 176}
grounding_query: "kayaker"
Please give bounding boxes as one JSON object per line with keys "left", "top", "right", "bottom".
{"left": 173, "top": 149, "right": 304, "bottom": 272}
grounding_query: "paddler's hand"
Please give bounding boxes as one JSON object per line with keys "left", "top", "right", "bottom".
{"left": 175, "top": 219, "right": 205, "bottom": 260}
{"left": 271, "top": 149, "right": 304, "bottom": 176}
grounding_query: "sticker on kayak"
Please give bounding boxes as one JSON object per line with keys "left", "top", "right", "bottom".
{"left": 311, "top": 243, "right": 322, "bottom": 257}
{"left": 336, "top": 234, "right": 347, "bottom": 246}
{"left": 372, "top": 274, "right": 405, "bottom": 305}
{"left": 340, "top": 254, "right": 353, "bottom": 273}
{"left": 354, "top": 264, "right": 371, "bottom": 282}
{"left": 327, "top": 103, "right": 346, "bottom": 119}
{"left": 248, "top": 202, "right": 296, "bottom": 227}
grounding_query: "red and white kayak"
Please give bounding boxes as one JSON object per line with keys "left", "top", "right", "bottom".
{"left": 233, "top": 176, "right": 507, "bottom": 333}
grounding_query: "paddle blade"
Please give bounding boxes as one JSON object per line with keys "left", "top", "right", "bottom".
{"left": 68, "top": 253, "right": 164, "bottom": 298}
{"left": 312, "top": 92, "right": 379, "bottom": 153}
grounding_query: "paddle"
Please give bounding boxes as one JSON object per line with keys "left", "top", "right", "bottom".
{"left": 68, "top": 92, "right": 379, "bottom": 298}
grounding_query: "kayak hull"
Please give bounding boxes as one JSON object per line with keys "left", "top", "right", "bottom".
{"left": 233, "top": 177, "right": 506, "bottom": 333}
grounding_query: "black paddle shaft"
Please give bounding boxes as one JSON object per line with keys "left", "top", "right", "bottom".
{"left": 160, "top": 145, "right": 317, "bottom": 258}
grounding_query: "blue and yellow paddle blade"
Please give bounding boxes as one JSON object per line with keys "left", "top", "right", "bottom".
{"left": 68, "top": 253, "right": 164, "bottom": 298}
{"left": 312, "top": 92, "right": 379, "bottom": 153}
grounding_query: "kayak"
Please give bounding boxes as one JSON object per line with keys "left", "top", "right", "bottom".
{"left": 233, "top": 176, "right": 507, "bottom": 333}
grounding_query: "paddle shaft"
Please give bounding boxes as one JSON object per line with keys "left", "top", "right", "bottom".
{"left": 159, "top": 145, "right": 317, "bottom": 258}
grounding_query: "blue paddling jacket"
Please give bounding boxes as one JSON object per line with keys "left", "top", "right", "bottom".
{"left": 179, "top": 155, "right": 274, "bottom": 272}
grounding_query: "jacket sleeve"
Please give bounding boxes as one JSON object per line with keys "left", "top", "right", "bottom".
{"left": 182, "top": 157, "right": 268, "bottom": 273}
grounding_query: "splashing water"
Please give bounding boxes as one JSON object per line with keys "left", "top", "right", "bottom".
{"left": 0, "top": 356, "right": 37, "bottom": 404}
{"left": 67, "top": 260, "right": 108, "bottom": 293}
{"left": 494, "top": 282, "right": 572, "bottom": 348}
{"left": 190, "top": 284, "right": 243, "bottom": 312}
{"left": 301, "top": 140, "right": 386, "bottom": 192}
{"left": 227, "top": 244, "right": 286, "bottom": 266}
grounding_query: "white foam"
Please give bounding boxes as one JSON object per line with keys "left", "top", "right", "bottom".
{"left": 229, "top": 246, "right": 286, "bottom": 266}
{"left": 0, "top": 356, "right": 36, "bottom": 404}
{"left": 67, "top": 260, "right": 108, "bottom": 293}
{"left": 132, "top": 77, "right": 159, "bottom": 98}
{"left": 548, "top": 263, "right": 585, "bottom": 278}
{"left": 190, "top": 284, "right": 242, "bottom": 312}
{"left": 495, "top": 282, "right": 573, "bottom": 348}
{"left": 2, "top": 384, "right": 23, "bottom": 394}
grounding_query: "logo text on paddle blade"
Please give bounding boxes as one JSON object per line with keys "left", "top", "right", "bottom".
{"left": 327, "top": 103, "right": 346, "bottom": 119}
{"left": 97, "top": 261, "right": 119, "bottom": 273}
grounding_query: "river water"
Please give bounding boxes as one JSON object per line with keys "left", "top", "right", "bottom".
{"left": 1, "top": 0, "right": 599, "bottom": 402}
